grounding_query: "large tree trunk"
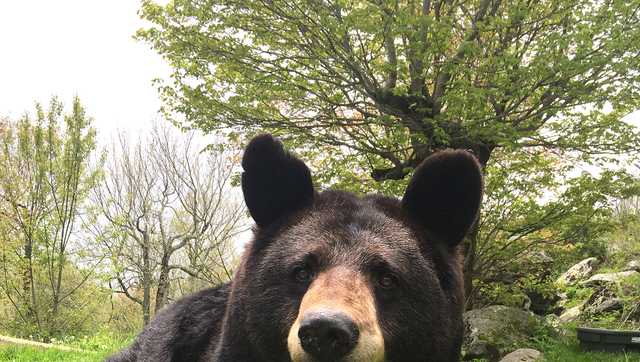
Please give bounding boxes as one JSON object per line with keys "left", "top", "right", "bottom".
{"left": 463, "top": 222, "right": 479, "bottom": 310}
{"left": 142, "top": 234, "right": 151, "bottom": 326}
{"left": 154, "top": 252, "right": 171, "bottom": 314}
{"left": 462, "top": 144, "right": 492, "bottom": 310}
{"left": 22, "top": 237, "right": 32, "bottom": 308}
{"left": 51, "top": 254, "right": 65, "bottom": 333}
{"left": 23, "top": 234, "right": 37, "bottom": 321}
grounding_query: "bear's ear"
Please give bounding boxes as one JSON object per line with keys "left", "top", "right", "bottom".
{"left": 241, "top": 134, "right": 314, "bottom": 228}
{"left": 402, "top": 150, "right": 483, "bottom": 247}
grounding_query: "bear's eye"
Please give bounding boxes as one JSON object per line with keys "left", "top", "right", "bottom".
{"left": 377, "top": 273, "right": 398, "bottom": 289}
{"left": 293, "top": 265, "right": 314, "bottom": 283}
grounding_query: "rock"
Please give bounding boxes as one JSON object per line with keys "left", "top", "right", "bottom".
{"left": 499, "top": 348, "right": 543, "bottom": 362}
{"left": 583, "top": 287, "right": 623, "bottom": 315}
{"left": 587, "top": 297, "right": 623, "bottom": 314}
{"left": 558, "top": 303, "right": 583, "bottom": 324}
{"left": 556, "top": 257, "right": 599, "bottom": 285}
{"left": 521, "top": 294, "right": 532, "bottom": 311}
{"left": 557, "top": 292, "right": 568, "bottom": 303}
{"left": 527, "top": 251, "right": 554, "bottom": 265}
{"left": 462, "top": 305, "right": 542, "bottom": 361}
{"left": 624, "top": 260, "right": 640, "bottom": 272}
{"left": 581, "top": 270, "right": 640, "bottom": 288}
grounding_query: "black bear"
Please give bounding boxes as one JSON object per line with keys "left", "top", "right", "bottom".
{"left": 107, "top": 134, "right": 483, "bottom": 362}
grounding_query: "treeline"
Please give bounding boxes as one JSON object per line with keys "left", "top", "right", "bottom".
{"left": 0, "top": 97, "right": 246, "bottom": 340}
{"left": 1, "top": 96, "right": 639, "bottom": 342}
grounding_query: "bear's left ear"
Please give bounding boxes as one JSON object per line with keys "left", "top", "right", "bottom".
{"left": 402, "top": 150, "right": 483, "bottom": 247}
{"left": 241, "top": 134, "right": 314, "bottom": 228}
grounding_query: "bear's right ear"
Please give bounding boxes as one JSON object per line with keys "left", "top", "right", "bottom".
{"left": 241, "top": 134, "right": 314, "bottom": 228}
{"left": 402, "top": 150, "right": 483, "bottom": 247}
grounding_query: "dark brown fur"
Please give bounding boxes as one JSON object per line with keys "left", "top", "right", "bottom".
{"left": 108, "top": 134, "right": 483, "bottom": 362}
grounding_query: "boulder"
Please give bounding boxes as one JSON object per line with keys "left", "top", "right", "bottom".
{"left": 558, "top": 303, "right": 583, "bottom": 324}
{"left": 462, "top": 305, "right": 542, "bottom": 361}
{"left": 624, "top": 260, "right": 640, "bottom": 272}
{"left": 499, "top": 348, "right": 543, "bottom": 362}
{"left": 583, "top": 287, "right": 623, "bottom": 315}
{"left": 586, "top": 297, "right": 623, "bottom": 314}
{"left": 556, "top": 257, "right": 599, "bottom": 285}
{"left": 581, "top": 270, "right": 640, "bottom": 288}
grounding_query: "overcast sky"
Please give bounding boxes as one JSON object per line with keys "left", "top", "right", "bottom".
{"left": 0, "top": 1, "right": 170, "bottom": 143}
{"left": 0, "top": 0, "right": 258, "bottom": 247}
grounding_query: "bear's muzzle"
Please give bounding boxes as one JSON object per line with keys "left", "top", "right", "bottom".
{"left": 287, "top": 267, "right": 385, "bottom": 362}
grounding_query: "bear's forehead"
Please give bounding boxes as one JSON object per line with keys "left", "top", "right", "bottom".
{"left": 299, "top": 191, "right": 406, "bottom": 238}
{"left": 269, "top": 191, "right": 426, "bottom": 264}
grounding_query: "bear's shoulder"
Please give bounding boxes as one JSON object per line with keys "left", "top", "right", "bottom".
{"left": 106, "top": 283, "right": 230, "bottom": 362}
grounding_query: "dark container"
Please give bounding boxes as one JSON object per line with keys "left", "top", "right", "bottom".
{"left": 577, "top": 327, "right": 640, "bottom": 352}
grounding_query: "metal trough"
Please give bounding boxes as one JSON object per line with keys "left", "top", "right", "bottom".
{"left": 577, "top": 327, "right": 640, "bottom": 353}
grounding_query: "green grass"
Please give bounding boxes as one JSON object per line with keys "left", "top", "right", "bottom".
{"left": 532, "top": 329, "right": 640, "bottom": 362}
{"left": 1, "top": 329, "right": 639, "bottom": 361}
{"left": 541, "top": 343, "right": 640, "bottom": 362}
{"left": 0, "top": 345, "right": 108, "bottom": 362}
{"left": 0, "top": 331, "right": 131, "bottom": 362}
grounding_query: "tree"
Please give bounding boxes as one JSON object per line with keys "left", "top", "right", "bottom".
{"left": 471, "top": 149, "right": 639, "bottom": 303}
{"left": 92, "top": 123, "right": 245, "bottom": 325}
{"left": 0, "top": 97, "right": 100, "bottom": 337}
{"left": 137, "top": 0, "right": 640, "bottom": 303}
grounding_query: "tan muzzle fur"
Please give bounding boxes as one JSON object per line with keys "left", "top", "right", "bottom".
{"left": 287, "top": 267, "right": 385, "bottom": 362}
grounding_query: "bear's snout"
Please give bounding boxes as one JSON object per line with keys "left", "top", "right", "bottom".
{"left": 287, "top": 267, "right": 385, "bottom": 362}
{"left": 298, "top": 310, "right": 359, "bottom": 360}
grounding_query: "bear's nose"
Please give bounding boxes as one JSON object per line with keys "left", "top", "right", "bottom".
{"left": 298, "top": 310, "right": 359, "bottom": 360}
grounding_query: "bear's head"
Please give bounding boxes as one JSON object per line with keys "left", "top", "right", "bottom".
{"left": 224, "top": 134, "right": 483, "bottom": 362}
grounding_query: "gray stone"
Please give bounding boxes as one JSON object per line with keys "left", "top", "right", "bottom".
{"left": 462, "top": 305, "right": 542, "bottom": 361}
{"left": 583, "top": 287, "right": 623, "bottom": 316}
{"left": 557, "top": 292, "right": 568, "bottom": 303}
{"left": 528, "top": 251, "right": 554, "bottom": 265}
{"left": 581, "top": 270, "right": 640, "bottom": 288}
{"left": 585, "top": 297, "right": 623, "bottom": 314}
{"left": 558, "top": 304, "right": 583, "bottom": 324}
{"left": 624, "top": 260, "right": 640, "bottom": 272}
{"left": 556, "top": 257, "right": 599, "bottom": 285}
{"left": 499, "top": 348, "right": 543, "bottom": 362}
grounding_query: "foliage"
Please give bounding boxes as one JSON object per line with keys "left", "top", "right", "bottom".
{"left": 89, "top": 123, "right": 245, "bottom": 325}
{"left": 562, "top": 285, "right": 593, "bottom": 309}
{"left": 0, "top": 97, "right": 101, "bottom": 339}
{"left": 137, "top": 0, "right": 640, "bottom": 173}
{"left": 137, "top": 0, "right": 640, "bottom": 304}
{"left": 608, "top": 196, "right": 640, "bottom": 262}
{"left": 1, "top": 99, "right": 248, "bottom": 338}
{"left": 467, "top": 147, "right": 635, "bottom": 305}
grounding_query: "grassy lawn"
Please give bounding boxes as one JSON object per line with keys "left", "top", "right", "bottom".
{"left": 538, "top": 339, "right": 640, "bottom": 361}
{"left": 0, "top": 331, "right": 130, "bottom": 362}
{"left": 0, "top": 345, "right": 110, "bottom": 362}
{"left": 0, "top": 330, "right": 639, "bottom": 361}
{"left": 525, "top": 326, "right": 640, "bottom": 362}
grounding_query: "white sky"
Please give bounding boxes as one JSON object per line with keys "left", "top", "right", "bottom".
{"left": 0, "top": 0, "right": 256, "bottom": 248}
{"left": 0, "top": 1, "right": 170, "bottom": 143}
